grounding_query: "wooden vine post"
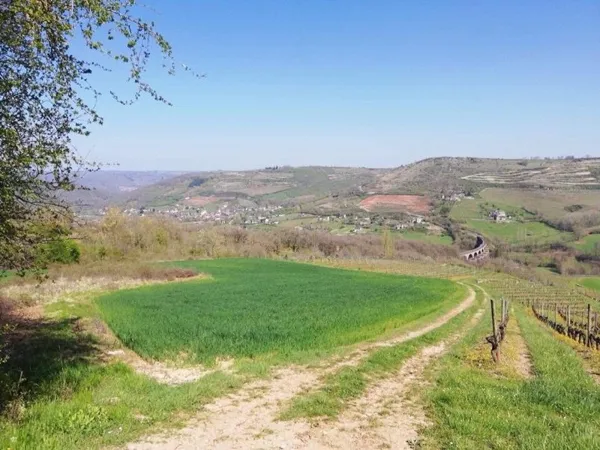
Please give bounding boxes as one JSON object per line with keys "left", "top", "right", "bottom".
{"left": 489, "top": 298, "right": 499, "bottom": 362}
{"left": 567, "top": 305, "right": 571, "bottom": 330}
{"left": 554, "top": 302, "right": 557, "bottom": 324}
{"left": 587, "top": 304, "right": 592, "bottom": 347}
{"left": 486, "top": 298, "right": 508, "bottom": 363}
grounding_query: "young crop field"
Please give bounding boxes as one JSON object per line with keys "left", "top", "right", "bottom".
{"left": 96, "top": 259, "right": 465, "bottom": 364}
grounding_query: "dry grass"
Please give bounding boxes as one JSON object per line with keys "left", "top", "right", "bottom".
{"left": 462, "top": 308, "right": 532, "bottom": 379}
{"left": 310, "top": 258, "right": 477, "bottom": 279}
{"left": 0, "top": 263, "right": 198, "bottom": 306}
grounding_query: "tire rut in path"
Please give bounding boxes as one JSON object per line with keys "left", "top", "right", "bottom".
{"left": 299, "top": 307, "right": 485, "bottom": 450}
{"left": 126, "top": 288, "right": 476, "bottom": 450}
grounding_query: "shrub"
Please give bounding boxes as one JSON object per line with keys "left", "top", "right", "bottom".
{"left": 188, "top": 177, "right": 207, "bottom": 188}
{"left": 37, "top": 238, "right": 80, "bottom": 265}
{"left": 76, "top": 213, "right": 461, "bottom": 264}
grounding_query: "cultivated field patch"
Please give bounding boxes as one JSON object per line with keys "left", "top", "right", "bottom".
{"left": 465, "top": 219, "right": 572, "bottom": 245}
{"left": 359, "top": 194, "right": 431, "bottom": 214}
{"left": 96, "top": 259, "right": 463, "bottom": 364}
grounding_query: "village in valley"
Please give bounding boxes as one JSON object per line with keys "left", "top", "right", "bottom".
{"left": 115, "top": 201, "right": 434, "bottom": 235}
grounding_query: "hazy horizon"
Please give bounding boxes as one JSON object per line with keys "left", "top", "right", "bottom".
{"left": 88, "top": 153, "right": 599, "bottom": 174}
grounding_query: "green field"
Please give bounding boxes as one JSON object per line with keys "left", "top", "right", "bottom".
{"left": 450, "top": 197, "right": 530, "bottom": 222}
{"left": 97, "top": 259, "right": 464, "bottom": 364}
{"left": 465, "top": 219, "right": 571, "bottom": 244}
{"left": 580, "top": 277, "right": 600, "bottom": 292}
{"left": 394, "top": 231, "right": 453, "bottom": 246}
{"left": 450, "top": 192, "right": 574, "bottom": 245}
{"left": 573, "top": 234, "right": 600, "bottom": 253}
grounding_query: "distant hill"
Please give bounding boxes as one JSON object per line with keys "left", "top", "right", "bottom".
{"left": 65, "top": 158, "right": 600, "bottom": 214}
{"left": 375, "top": 157, "right": 600, "bottom": 195}
{"left": 123, "top": 166, "right": 383, "bottom": 211}
{"left": 64, "top": 170, "right": 186, "bottom": 213}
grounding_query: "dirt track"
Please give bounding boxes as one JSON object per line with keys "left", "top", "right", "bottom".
{"left": 126, "top": 288, "right": 477, "bottom": 450}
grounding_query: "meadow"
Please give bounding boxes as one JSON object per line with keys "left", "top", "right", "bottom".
{"left": 573, "top": 233, "right": 600, "bottom": 253}
{"left": 97, "top": 259, "right": 464, "bottom": 364}
{"left": 465, "top": 219, "right": 571, "bottom": 245}
{"left": 394, "top": 230, "right": 453, "bottom": 246}
{"left": 450, "top": 192, "right": 574, "bottom": 245}
{"left": 480, "top": 188, "right": 600, "bottom": 220}
{"left": 580, "top": 277, "right": 600, "bottom": 292}
{"left": 450, "top": 196, "right": 530, "bottom": 222}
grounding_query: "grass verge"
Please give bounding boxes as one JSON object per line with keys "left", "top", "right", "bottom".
{"left": 0, "top": 312, "right": 242, "bottom": 450}
{"left": 423, "top": 305, "right": 600, "bottom": 449}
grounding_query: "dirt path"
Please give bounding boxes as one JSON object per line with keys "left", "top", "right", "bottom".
{"left": 288, "top": 306, "right": 485, "bottom": 450}
{"left": 126, "top": 287, "right": 477, "bottom": 450}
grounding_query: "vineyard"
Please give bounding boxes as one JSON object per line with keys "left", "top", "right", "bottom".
{"left": 531, "top": 302, "right": 600, "bottom": 349}
{"left": 479, "top": 273, "right": 599, "bottom": 305}
{"left": 474, "top": 273, "right": 600, "bottom": 350}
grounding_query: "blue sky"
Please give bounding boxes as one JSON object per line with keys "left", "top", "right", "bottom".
{"left": 77, "top": 0, "right": 600, "bottom": 171}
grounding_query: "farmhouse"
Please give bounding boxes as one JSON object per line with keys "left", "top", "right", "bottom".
{"left": 489, "top": 209, "right": 507, "bottom": 222}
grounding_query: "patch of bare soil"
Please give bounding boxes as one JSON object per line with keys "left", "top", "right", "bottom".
{"left": 301, "top": 342, "right": 451, "bottom": 450}
{"left": 106, "top": 348, "right": 235, "bottom": 385}
{"left": 183, "top": 196, "right": 219, "bottom": 207}
{"left": 126, "top": 289, "right": 477, "bottom": 449}
{"left": 127, "top": 367, "right": 320, "bottom": 450}
{"left": 359, "top": 195, "right": 431, "bottom": 214}
{"left": 85, "top": 310, "right": 226, "bottom": 386}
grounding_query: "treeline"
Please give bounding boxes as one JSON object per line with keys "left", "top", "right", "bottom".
{"left": 76, "top": 210, "right": 459, "bottom": 263}
{"left": 536, "top": 210, "right": 600, "bottom": 236}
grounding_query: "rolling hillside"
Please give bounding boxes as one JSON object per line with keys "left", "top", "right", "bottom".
{"left": 69, "top": 157, "right": 600, "bottom": 215}
{"left": 375, "top": 157, "right": 600, "bottom": 194}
